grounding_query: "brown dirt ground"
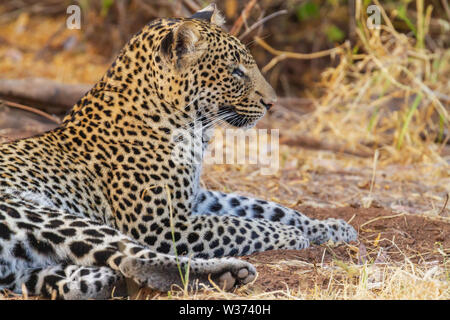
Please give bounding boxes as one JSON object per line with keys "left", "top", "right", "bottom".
{"left": 1, "top": 107, "right": 449, "bottom": 300}
{"left": 242, "top": 206, "right": 449, "bottom": 293}
{"left": 132, "top": 206, "right": 449, "bottom": 299}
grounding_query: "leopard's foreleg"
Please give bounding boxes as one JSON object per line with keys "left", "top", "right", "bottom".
{"left": 193, "top": 189, "right": 357, "bottom": 244}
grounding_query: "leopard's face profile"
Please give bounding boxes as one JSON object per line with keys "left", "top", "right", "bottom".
{"left": 157, "top": 15, "right": 277, "bottom": 129}
{"left": 98, "top": 5, "right": 277, "bottom": 131}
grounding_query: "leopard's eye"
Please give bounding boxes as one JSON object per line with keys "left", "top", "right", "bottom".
{"left": 232, "top": 68, "right": 245, "bottom": 78}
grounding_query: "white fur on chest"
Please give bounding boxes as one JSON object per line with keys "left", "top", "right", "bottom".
{"left": 1, "top": 188, "right": 59, "bottom": 210}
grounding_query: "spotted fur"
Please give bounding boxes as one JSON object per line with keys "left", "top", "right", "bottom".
{"left": 0, "top": 4, "right": 356, "bottom": 299}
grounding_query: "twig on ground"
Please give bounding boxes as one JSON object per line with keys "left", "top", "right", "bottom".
{"left": 0, "top": 78, "right": 91, "bottom": 115}
{"left": 360, "top": 213, "right": 407, "bottom": 232}
{"left": 0, "top": 99, "right": 60, "bottom": 124}
{"left": 279, "top": 135, "right": 373, "bottom": 158}
{"left": 254, "top": 36, "right": 347, "bottom": 73}
{"left": 438, "top": 194, "right": 449, "bottom": 216}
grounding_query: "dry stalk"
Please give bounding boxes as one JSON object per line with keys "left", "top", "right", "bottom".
{"left": 1, "top": 99, "right": 60, "bottom": 123}
{"left": 230, "top": 0, "right": 257, "bottom": 36}
{"left": 254, "top": 37, "right": 347, "bottom": 73}
{"left": 360, "top": 213, "right": 407, "bottom": 232}
{"left": 239, "top": 10, "right": 288, "bottom": 40}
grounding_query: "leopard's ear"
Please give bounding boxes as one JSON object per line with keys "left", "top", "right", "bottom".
{"left": 190, "top": 3, "right": 225, "bottom": 27}
{"left": 160, "top": 21, "right": 207, "bottom": 70}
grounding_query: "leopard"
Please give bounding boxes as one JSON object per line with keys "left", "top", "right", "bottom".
{"left": 0, "top": 4, "right": 357, "bottom": 299}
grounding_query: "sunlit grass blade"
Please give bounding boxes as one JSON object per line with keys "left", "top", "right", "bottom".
{"left": 396, "top": 93, "right": 423, "bottom": 149}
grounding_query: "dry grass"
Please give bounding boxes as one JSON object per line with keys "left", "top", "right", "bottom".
{"left": 295, "top": 2, "right": 449, "bottom": 165}
{"left": 157, "top": 264, "right": 449, "bottom": 300}
{"left": 2, "top": 247, "right": 448, "bottom": 300}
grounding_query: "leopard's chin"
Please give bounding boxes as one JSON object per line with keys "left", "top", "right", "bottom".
{"left": 220, "top": 105, "right": 264, "bottom": 129}
{"left": 224, "top": 115, "right": 259, "bottom": 129}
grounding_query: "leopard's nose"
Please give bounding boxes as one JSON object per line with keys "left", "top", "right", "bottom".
{"left": 260, "top": 98, "right": 273, "bottom": 110}
{"left": 253, "top": 65, "right": 278, "bottom": 110}
{"left": 261, "top": 95, "right": 277, "bottom": 110}
{"left": 260, "top": 80, "right": 277, "bottom": 110}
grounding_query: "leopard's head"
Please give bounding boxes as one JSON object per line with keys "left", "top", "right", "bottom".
{"left": 155, "top": 4, "right": 277, "bottom": 129}
{"left": 90, "top": 4, "right": 277, "bottom": 132}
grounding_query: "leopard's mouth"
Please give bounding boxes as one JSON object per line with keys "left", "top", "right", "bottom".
{"left": 220, "top": 105, "right": 263, "bottom": 128}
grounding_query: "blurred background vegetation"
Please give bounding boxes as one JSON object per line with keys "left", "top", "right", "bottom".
{"left": 0, "top": 0, "right": 449, "bottom": 162}
{"left": 1, "top": 0, "right": 448, "bottom": 95}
